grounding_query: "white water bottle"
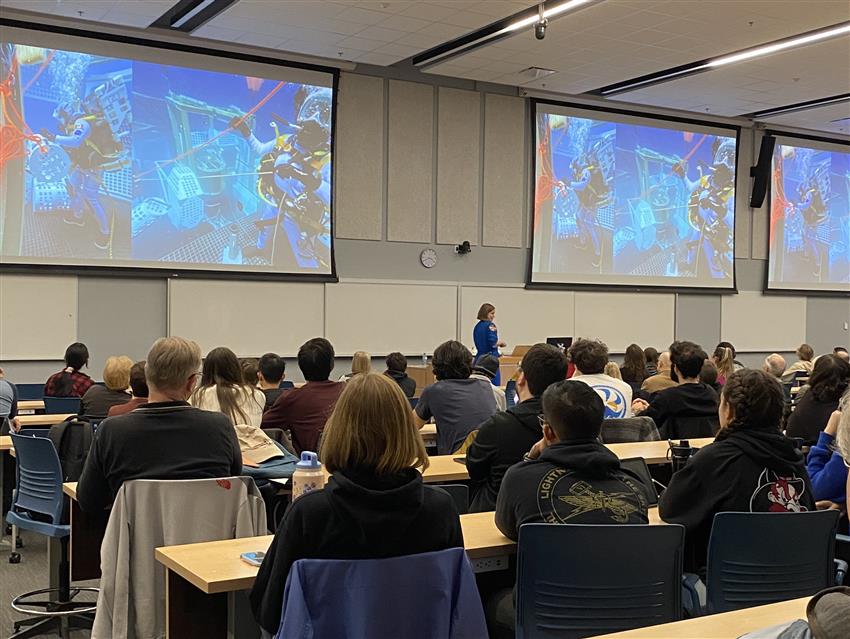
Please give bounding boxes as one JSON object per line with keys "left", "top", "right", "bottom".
{"left": 292, "top": 451, "right": 324, "bottom": 500}
{"left": 422, "top": 353, "right": 428, "bottom": 366}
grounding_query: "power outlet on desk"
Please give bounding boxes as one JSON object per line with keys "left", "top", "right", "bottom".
{"left": 471, "top": 556, "right": 509, "bottom": 573}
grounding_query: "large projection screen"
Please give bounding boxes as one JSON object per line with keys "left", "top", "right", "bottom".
{"left": 530, "top": 102, "right": 739, "bottom": 290}
{"left": 767, "top": 136, "right": 850, "bottom": 294}
{"left": 0, "top": 26, "right": 335, "bottom": 278}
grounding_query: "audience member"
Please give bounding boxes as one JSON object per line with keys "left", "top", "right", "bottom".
{"left": 604, "top": 362, "right": 622, "bottom": 379}
{"left": 712, "top": 344, "right": 735, "bottom": 385}
{"left": 644, "top": 347, "right": 659, "bottom": 377}
{"left": 781, "top": 343, "right": 815, "bottom": 382}
{"left": 568, "top": 338, "right": 633, "bottom": 418}
{"left": 340, "top": 350, "right": 371, "bottom": 382}
{"left": 257, "top": 353, "right": 286, "bottom": 411}
{"left": 471, "top": 354, "right": 507, "bottom": 411}
{"left": 191, "top": 347, "right": 266, "bottom": 427}
{"left": 762, "top": 353, "right": 786, "bottom": 379}
{"left": 633, "top": 341, "right": 718, "bottom": 438}
{"left": 262, "top": 338, "right": 344, "bottom": 454}
{"left": 241, "top": 358, "right": 260, "bottom": 386}
{"left": 44, "top": 342, "right": 94, "bottom": 397}
{"left": 384, "top": 352, "right": 415, "bottom": 398}
{"left": 80, "top": 355, "right": 133, "bottom": 419}
{"left": 700, "top": 360, "right": 722, "bottom": 394}
{"left": 0, "top": 367, "right": 18, "bottom": 421}
{"left": 659, "top": 369, "right": 815, "bottom": 576}
{"left": 641, "top": 351, "right": 678, "bottom": 395}
{"left": 806, "top": 398, "right": 848, "bottom": 506}
{"left": 834, "top": 347, "right": 849, "bottom": 363}
{"left": 413, "top": 340, "right": 497, "bottom": 455}
{"left": 466, "top": 344, "right": 568, "bottom": 512}
{"left": 76, "top": 337, "right": 241, "bottom": 513}
{"left": 107, "top": 361, "right": 149, "bottom": 417}
{"left": 620, "top": 343, "right": 646, "bottom": 393}
{"left": 786, "top": 355, "right": 850, "bottom": 444}
{"left": 716, "top": 341, "right": 744, "bottom": 370}
{"left": 250, "top": 373, "right": 463, "bottom": 636}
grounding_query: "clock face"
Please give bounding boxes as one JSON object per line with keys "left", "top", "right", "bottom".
{"left": 420, "top": 248, "right": 438, "bottom": 269}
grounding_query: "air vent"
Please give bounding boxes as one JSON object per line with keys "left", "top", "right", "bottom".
{"left": 517, "top": 67, "right": 557, "bottom": 82}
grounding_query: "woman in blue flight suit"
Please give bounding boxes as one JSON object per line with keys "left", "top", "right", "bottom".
{"left": 473, "top": 303, "right": 507, "bottom": 386}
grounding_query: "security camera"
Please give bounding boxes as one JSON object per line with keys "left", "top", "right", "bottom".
{"left": 454, "top": 241, "right": 472, "bottom": 255}
{"left": 534, "top": 18, "right": 548, "bottom": 40}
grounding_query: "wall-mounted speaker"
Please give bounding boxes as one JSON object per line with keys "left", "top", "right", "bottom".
{"left": 749, "top": 135, "right": 776, "bottom": 209}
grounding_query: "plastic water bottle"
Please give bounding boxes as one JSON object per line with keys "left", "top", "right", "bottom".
{"left": 422, "top": 353, "right": 428, "bottom": 366}
{"left": 292, "top": 451, "right": 324, "bottom": 500}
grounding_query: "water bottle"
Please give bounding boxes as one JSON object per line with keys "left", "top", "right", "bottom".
{"left": 292, "top": 451, "right": 324, "bottom": 500}
{"left": 422, "top": 353, "right": 428, "bottom": 366}
{"left": 669, "top": 440, "right": 693, "bottom": 474}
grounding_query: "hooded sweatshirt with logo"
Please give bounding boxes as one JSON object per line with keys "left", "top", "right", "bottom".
{"left": 250, "top": 467, "right": 463, "bottom": 634}
{"left": 495, "top": 439, "right": 649, "bottom": 540}
{"left": 659, "top": 428, "right": 815, "bottom": 575}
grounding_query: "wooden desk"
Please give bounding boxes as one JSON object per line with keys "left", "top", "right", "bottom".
{"left": 590, "top": 597, "right": 808, "bottom": 638}
{"left": 16, "top": 413, "right": 73, "bottom": 427}
{"left": 407, "top": 364, "right": 435, "bottom": 395}
{"left": 606, "top": 438, "right": 713, "bottom": 464}
{"left": 420, "top": 423, "right": 436, "bottom": 445}
{"left": 0, "top": 435, "right": 11, "bottom": 452}
{"left": 62, "top": 482, "right": 107, "bottom": 581}
{"left": 16, "top": 399, "right": 45, "bottom": 414}
{"left": 422, "top": 454, "right": 468, "bottom": 482}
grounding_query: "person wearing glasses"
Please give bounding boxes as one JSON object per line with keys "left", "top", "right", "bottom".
{"left": 76, "top": 337, "right": 241, "bottom": 513}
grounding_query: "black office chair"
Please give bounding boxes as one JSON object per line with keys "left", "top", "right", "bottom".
{"left": 600, "top": 417, "right": 660, "bottom": 443}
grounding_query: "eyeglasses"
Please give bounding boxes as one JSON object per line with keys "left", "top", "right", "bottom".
{"left": 537, "top": 415, "right": 547, "bottom": 429}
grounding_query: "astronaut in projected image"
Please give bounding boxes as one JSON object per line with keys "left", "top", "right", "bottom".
{"left": 566, "top": 152, "right": 610, "bottom": 268}
{"left": 794, "top": 172, "right": 829, "bottom": 278}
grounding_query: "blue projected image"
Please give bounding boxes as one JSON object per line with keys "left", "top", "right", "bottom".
{"left": 769, "top": 142, "right": 850, "bottom": 292}
{"left": 0, "top": 41, "right": 333, "bottom": 274}
{"left": 532, "top": 109, "right": 737, "bottom": 288}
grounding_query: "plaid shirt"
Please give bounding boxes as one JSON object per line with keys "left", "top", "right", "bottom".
{"left": 44, "top": 369, "right": 94, "bottom": 398}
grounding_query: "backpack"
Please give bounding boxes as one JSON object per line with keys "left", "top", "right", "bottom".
{"left": 48, "top": 417, "right": 95, "bottom": 482}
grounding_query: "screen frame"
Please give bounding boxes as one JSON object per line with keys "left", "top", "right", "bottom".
{"left": 0, "top": 18, "right": 340, "bottom": 283}
{"left": 762, "top": 129, "right": 850, "bottom": 297}
{"left": 526, "top": 98, "right": 741, "bottom": 294}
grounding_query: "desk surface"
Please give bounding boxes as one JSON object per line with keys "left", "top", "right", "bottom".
{"left": 606, "top": 438, "right": 713, "bottom": 464}
{"left": 0, "top": 435, "right": 11, "bottom": 452}
{"left": 590, "top": 597, "right": 808, "bottom": 638}
{"left": 17, "top": 413, "right": 73, "bottom": 426}
{"left": 17, "top": 399, "right": 45, "bottom": 411}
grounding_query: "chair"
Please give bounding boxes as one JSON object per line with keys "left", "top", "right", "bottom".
{"left": 6, "top": 433, "right": 97, "bottom": 639}
{"left": 42, "top": 397, "right": 81, "bottom": 415}
{"left": 600, "top": 417, "right": 660, "bottom": 443}
{"left": 437, "top": 484, "right": 469, "bottom": 514}
{"left": 836, "top": 534, "right": 850, "bottom": 585}
{"left": 409, "top": 396, "right": 419, "bottom": 410}
{"left": 276, "top": 548, "right": 486, "bottom": 639}
{"left": 516, "top": 523, "right": 684, "bottom": 639}
{"left": 705, "top": 511, "right": 841, "bottom": 614}
{"left": 15, "top": 384, "right": 43, "bottom": 401}
{"left": 505, "top": 380, "right": 517, "bottom": 408}
{"left": 279, "top": 380, "right": 295, "bottom": 389}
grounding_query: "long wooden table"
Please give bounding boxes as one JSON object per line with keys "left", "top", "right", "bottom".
{"left": 16, "top": 413, "right": 73, "bottom": 427}
{"left": 590, "top": 597, "right": 809, "bottom": 638}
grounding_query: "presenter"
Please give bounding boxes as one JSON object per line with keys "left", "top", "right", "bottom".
{"left": 473, "top": 303, "right": 506, "bottom": 386}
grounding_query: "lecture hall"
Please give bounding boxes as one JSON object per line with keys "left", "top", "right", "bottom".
{"left": 0, "top": 1, "right": 849, "bottom": 638}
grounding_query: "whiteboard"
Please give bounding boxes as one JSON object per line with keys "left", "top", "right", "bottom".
{"left": 721, "top": 292, "right": 807, "bottom": 352}
{"left": 573, "top": 292, "right": 675, "bottom": 353}
{"left": 326, "top": 282, "right": 457, "bottom": 355}
{"left": 0, "top": 274, "right": 77, "bottom": 360}
{"left": 168, "top": 279, "right": 324, "bottom": 356}
{"left": 460, "top": 286, "right": 574, "bottom": 353}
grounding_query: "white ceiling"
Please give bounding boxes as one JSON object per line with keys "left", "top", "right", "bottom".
{"left": 758, "top": 101, "right": 850, "bottom": 136}
{"left": 2, "top": 0, "right": 848, "bottom": 134}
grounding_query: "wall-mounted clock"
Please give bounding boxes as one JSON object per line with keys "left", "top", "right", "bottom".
{"left": 420, "top": 248, "right": 438, "bottom": 269}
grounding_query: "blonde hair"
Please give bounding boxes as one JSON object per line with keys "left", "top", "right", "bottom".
{"left": 321, "top": 372, "right": 428, "bottom": 475}
{"left": 351, "top": 351, "right": 371, "bottom": 375}
{"left": 835, "top": 389, "right": 850, "bottom": 460}
{"left": 714, "top": 346, "right": 735, "bottom": 381}
{"left": 145, "top": 337, "right": 201, "bottom": 392}
{"left": 102, "top": 355, "right": 133, "bottom": 391}
{"left": 604, "top": 362, "right": 622, "bottom": 380}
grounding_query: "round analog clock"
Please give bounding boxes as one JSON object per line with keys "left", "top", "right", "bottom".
{"left": 420, "top": 248, "right": 438, "bottom": 269}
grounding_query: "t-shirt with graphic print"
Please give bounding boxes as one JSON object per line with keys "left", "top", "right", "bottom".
{"left": 572, "top": 373, "right": 633, "bottom": 419}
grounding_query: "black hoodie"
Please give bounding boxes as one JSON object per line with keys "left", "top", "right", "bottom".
{"left": 250, "top": 467, "right": 463, "bottom": 634}
{"left": 385, "top": 369, "right": 416, "bottom": 398}
{"left": 495, "top": 439, "right": 649, "bottom": 541}
{"left": 659, "top": 428, "right": 815, "bottom": 575}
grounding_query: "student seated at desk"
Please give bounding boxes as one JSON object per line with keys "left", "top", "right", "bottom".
{"left": 76, "top": 337, "right": 241, "bottom": 513}
{"left": 659, "top": 369, "right": 815, "bottom": 576}
{"left": 191, "top": 347, "right": 266, "bottom": 427}
{"left": 0, "top": 366, "right": 18, "bottom": 421}
{"left": 470, "top": 354, "right": 507, "bottom": 411}
{"left": 569, "top": 338, "right": 633, "bottom": 419}
{"left": 786, "top": 355, "right": 850, "bottom": 445}
{"left": 44, "top": 342, "right": 94, "bottom": 397}
{"left": 642, "top": 350, "right": 678, "bottom": 396}
{"left": 257, "top": 353, "right": 287, "bottom": 411}
{"left": 807, "top": 408, "right": 848, "bottom": 506}
{"left": 107, "top": 361, "right": 149, "bottom": 417}
{"left": 250, "top": 373, "right": 463, "bottom": 636}
{"left": 413, "top": 340, "right": 497, "bottom": 455}
{"left": 339, "top": 350, "right": 370, "bottom": 382}
{"left": 466, "top": 343, "right": 568, "bottom": 512}
{"left": 80, "top": 355, "right": 132, "bottom": 420}
{"left": 384, "top": 351, "right": 415, "bottom": 398}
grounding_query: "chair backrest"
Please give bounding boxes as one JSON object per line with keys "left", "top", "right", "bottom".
{"left": 706, "top": 511, "right": 840, "bottom": 614}
{"left": 600, "top": 417, "right": 660, "bottom": 443}
{"left": 16, "top": 383, "right": 44, "bottom": 400}
{"left": 516, "top": 523, "right": 684, "bottom": 639}
{"left": 437, "top": 484, "right": 469, "bottom": 515}
{"left": 505, "top": 380, "right": 517, "bottom": 408}
{"left": 9, "top": 433, "right": 65, "bottom": 525}
{"left": 618, "top": 457, "right": 658, "bottom": 506}
{"left": 43, "top": 396, "right": 81, "bottom": 415}
{"left": 409, "top": 396, "right": 419, "bottom": 410}
{"left": 276, "top": 548, "right": 486, "bottom": 639}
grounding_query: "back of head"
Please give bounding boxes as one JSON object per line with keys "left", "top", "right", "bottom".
{"left": 351, "top": 351, "right": 371, "bottom": 375}
{"left": 198, "top": 347, "right": 255, "bottom": 424}
{"left": 658, "top": 351, "right": 671, "bottom": 372}
{"left": 240, "top": 358, "right": 259, "bottom": 385}
{"left": 643, "top": 347, "right": 659, "bottom": 365}
{"left": 700, "top": 360, "right": 719, "bottom": 387}
{"left": 797, "top": 343, "right": 814, "bottom": 362}
{"left": 604, "top": 362, "right": 622, "bottom": 380}
{"left": 321, "top": 372, "right": 427, "bottom": 474}
{"left": 385, "top": 352, "right": 407, "bottom": 374}
{"left": 721, "top": 369, "right": 784, "bottom": 432}
{"left": 622, "top": 343, "right": 646, "bottom": 380}
{"left": 712, "top": 344, "right": 735, "bottom": 378}
{"left": 129, "top": 361, "right": 148, "bottom": 398}
{"left": 542, "top": 380, "right": 604, "bottom": 440}
{"left": 834, "top": 347, "right": 850, "bottom": 363}
{"left": 477, "top": 303, "right": 495, "bottom": 321}
{"left": 103, "top": 355, "right": 133, "bottom": 391}
{"left": 809, "top": 354, "right": 850, "bottom": 403}
{"left": 717, "top": 341, "right": 737, "bottom": 359}
{"left": 763, "top": 353, "right": 786, "bottom": 378}
{"left": 432, "top": 340, "right": 473, "bottom": 381}
{"left": 298, "top": 338, "right": 335, "bottom": 382}
{"left": 146, "top": 337, "right": 201, "bottom": 393}
{"left": 64, "top": 342, "right": 89, "bottom": 370}
{"left": 472, "top": 354, "right": 500, "bottom": 380}
{"left": 568, "top": 338, "right": 608, "bottom": 375}
{"left": 671, "top": 341, "right": 708, "bottom": 379}
{"left": 520, "top": 343, "right": 568, "bottom": 396}
{"left": 258, "top": 353, "right": 285, "bottom": 383}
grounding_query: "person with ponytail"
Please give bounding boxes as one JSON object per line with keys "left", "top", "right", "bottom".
{"left": 44, "top": 342, "right": 94, "bottom": 397}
